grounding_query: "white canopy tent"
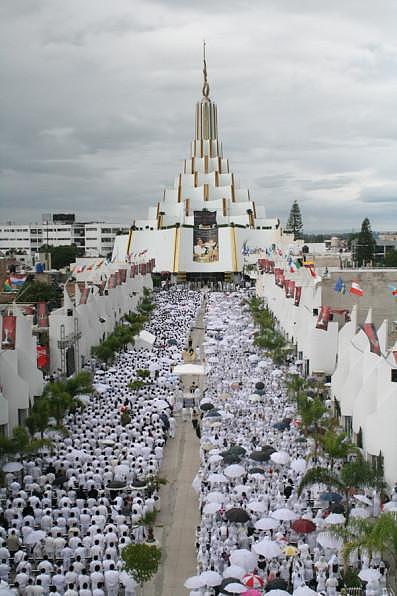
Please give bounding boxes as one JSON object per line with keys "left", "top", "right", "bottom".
{"left": 173, "top": 363, "right": 206, "bottom": 376}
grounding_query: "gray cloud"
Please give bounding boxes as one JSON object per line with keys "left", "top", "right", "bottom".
{"left": 0, "top": 0, "right": 396, "bottom": 231}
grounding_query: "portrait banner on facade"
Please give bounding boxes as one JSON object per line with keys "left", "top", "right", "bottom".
{"left": 1, "top": 315, "right": 16, "bottom": 350}
{"left": 37, "top": 302, "right": 49, "bottom": 328}
{"left": 193, "top": 210, "right": 219, "bottom": 263}
{"left": 361, "top": 322, "right": 381, "bottom": 356}
{"left": 316, "top": 306, "right": 331, "bottom": 331}
{"left": 79, "top": 287, "right": 90, "bottom": 305}
{"left": 37, "top": 345, "right": 49, "bottom": 369}
{"left": 294, "top": 286, "right": 302, "bottom": 306}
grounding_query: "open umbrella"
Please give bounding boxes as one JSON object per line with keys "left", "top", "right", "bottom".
{"left": 225, "top": 508, "right": 251, "bottom": 523}
{"left": 184, "top": 575, "right": 206, "bottom": 589}
{"left": 291, "top": 519, "right": 316, "bottom": 534}
{"left": 200, "top": 570, "right": 223, "bottom": 587}
{"left": 293, "top": 586, "right": 318, "bottom": 596}
{"left": 265, "top": 578, "right": 289, "bottom": 592}
{"left": 250, "top": 451, "right": 270, "bottom": 462}
{"left": 224, "top": 583, "right": 246, "bottom": 594}
{"left": 248, "top": 467, "right": 265, "bottom": 475}
{"left": 383, "top": 501, "right": 397, "bottom": 512}
{"left": 358, "top": 568, "right": 380, "bottom": 582}
{"left": 223, "top": 454, "right": 242, "bottom": 465}
{"left": 224, "top": 464, "right": 246, "bottom": 479}
{"left": 324, "top": 513, "right": 345, "bottom": 525}
{"left": 350, "top": 507, "right": 370, "bottom": 519}
{"left": 252, "top": 538, "right": 282, "bottom": 559}
{"left": 255, "top": 517, "right": 279, "bottom": 531}
{"left": 270, "top": 451, "right": 290, "bottom": 465}
{"left": 208, "top": 454, "right": 223, "bottom": 465}
{"left": 242, "top": 573, "right": 264, "bottom": 589}
{"left": 208, "top": 473, "right": 227, "bottom": 483}
{"left": 247, "top": 500, "right": 266, "bottom": 513}
{"left": 2, "top": 462, "right": 23, "bottom": 473}
{"left": 354, "top": 494, "right": 372, "bottom": 506}
{"left": 230, "top": 549, "right": 258, "bottom": 572}
{"left": 317, "top": 532, "right": 343, "bottom": 549}
{"left": 206, "top": 491, "right": 225, "bottom": 503}
{"left": 290, "top": 458, "right": 307, "bottom": 473}
{"left": 203, "top": 502, "right": 222, "bottom": 515}
{"left": 242, "top": 591, "right": 262, "bottom": 596}
{"left": 271, "top": 508, "right": 298, "bottom": 521}
{"left": 200, "top": 402, "right": 215, "bottom": 411}
{"left": 223, "top": 565, "right": 245, "bottom": 580}
{"left": 266, "top": 591, "right": 290, "bottom": 596}
{"left": 283, "top": 545, "right": 298, "bottom": 557}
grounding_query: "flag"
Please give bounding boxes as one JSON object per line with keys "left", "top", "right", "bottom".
{"left": 3, "top": 277, "right": 13, "bottom": 292}
{"left": 10, "top": 274, "right": 27, "bottom": 288}
{"left": 334, "top": 277, "right": 347, "bottom": 295}
{"left": 388, "top": 285, "right": 397, "bottom": 297}
{"left": 350, "top": 281, "right": 364, "bottom": 297}
{"left": 304, "top": 263, "right": 317, "bottom": 278}
{"left": 294, "top": 259, "right": 302, "bottom": 270}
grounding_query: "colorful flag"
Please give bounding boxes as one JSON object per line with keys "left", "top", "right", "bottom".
{"left": 350, "top": 281, "right": 364, "bottom": 297}
{"left": 10, "top": 274, "right": 27, "bottom": 288}
{"left": 388, "top": 285, "right": 397, "bottom": 297}
{"left": 2, "top": 277, "right": 13, "bottom": 292}
{"left": 334, "top": 277, "right": 344, "bottom": 293}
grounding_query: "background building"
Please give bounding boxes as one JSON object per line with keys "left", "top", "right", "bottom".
{"left": 0, "top": 214, "right": 130, "bottom": 258}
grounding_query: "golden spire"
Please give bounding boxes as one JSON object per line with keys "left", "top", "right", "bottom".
{"left": 202, "top": 40, "right": 210, "bottom": 99}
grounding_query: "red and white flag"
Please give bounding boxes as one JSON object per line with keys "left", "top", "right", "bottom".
{"left": 349, "top": 281, "right": 364, "bottom": 297}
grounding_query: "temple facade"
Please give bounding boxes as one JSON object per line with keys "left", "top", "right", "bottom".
{"left": 112, "top": 55, "right": 295, "bottom": 278}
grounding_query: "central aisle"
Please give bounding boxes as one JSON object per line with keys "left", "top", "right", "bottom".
{"left": 146, "top": 304, "right": 206, "bottom": 596}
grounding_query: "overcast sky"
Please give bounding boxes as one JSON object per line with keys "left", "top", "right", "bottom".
{"left": 1, "top": 0, "right": 397, "bottom": 231}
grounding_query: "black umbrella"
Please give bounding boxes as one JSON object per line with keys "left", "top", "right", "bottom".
{"left": 225, "top": 508, "right": 251, "bottom": 523}
{"left": 255, "top": 381, "right": 265, "bottom": 390}
{"left": 221, "top": 446, "right": 246, "bottom": 458}
{"left": 248, "top": 467, "right": 265, "bottom": 474}
{"left": 168, "top": 338, "right": 177, "bottom": 345}
{"left": 250, "top": 451, "right": 271, "bottom": 462}
{"left": 330, "top": 503, "right": 345, "bottom": 514}
{"left": 261, "top": 445, "right": 276, "bottom": 454}
{"left": 200, "top": 402, "right": 215, "bottom": 411}
{"left": 107, "top": 480, "right": 127, "bottom": 490}
{"left": 273, "top": 422, "right": 289, "bottom": 431}
{"left": 265, "top": 578, "right": 289, "bottom": 592}
{"left": 206, "top": 410, "right": 222, "bottom": 418}
{"left": 131, "top": 479, "right": 146, "bottom": 488}
{"left": 53, "top": 475, "right": 67, "bottom": 487}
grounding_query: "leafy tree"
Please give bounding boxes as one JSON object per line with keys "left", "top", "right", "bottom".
{"left": 384, "top": 249, "right": 397, "bottom": 267}
{"left": 298, "top": 455, "right": 382, "bottom": 523}
{"left": 16, "top": 281, "right": 59, "bottom": 304}
{"left": 121, "top": 543, "right": 161, "bottom": 593}
{"left": 286, "top": 200, "right": 303, "bottom": 240}
{"left": 40, "top": 244, "right": 83, "bottom": 270}
{"left": 319, "top": 430, "right": 359, "bottom": 469}
{"left": 355, "top": 218, "right": 376, "bottom": 267}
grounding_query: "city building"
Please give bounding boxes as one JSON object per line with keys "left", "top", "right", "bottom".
{"left": 0, "top": 213, "right": 130, "bottom": 258}
{"left": 112, "top": 55, "right": 296, "bottom": 279}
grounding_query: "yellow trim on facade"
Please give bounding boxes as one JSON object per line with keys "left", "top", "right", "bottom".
{"left": 173, "top": 227, "right": 181, "bottom": 273}
{"left": 126, "top": 229, "right": 133, "bottom": 256}
{"left": 230, "top": 226, "right": 238, "bottom": 272}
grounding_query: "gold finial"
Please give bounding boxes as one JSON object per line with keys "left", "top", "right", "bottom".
{"left": 202, "top": 40, "right": 210, "bottom": 99}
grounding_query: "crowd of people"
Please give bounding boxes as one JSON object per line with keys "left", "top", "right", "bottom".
{"left": 0, "top": 286, "right": 201, "bottom": 595}
{"left": 186, "top": 291, "right": 390, "bottom": 596}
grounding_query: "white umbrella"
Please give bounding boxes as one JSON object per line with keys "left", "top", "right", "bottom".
{"left": 205, "top": 491, "right": 225, "bottom": 503}
{"left": 224, "top": 583, "right": 246, "bottom": 594}
{"left": 350, "top": 507, "right": 370, "bottom": 519}
{"left": 230, "top": 549, "right": 258, "bottom": 572}
{"left": 354, "top": 494, "right": 372, "bottom": 506}
{"left": 184, "top": 576, "right": 206, "bottom": 589}
{"left": 271, "top": 508, "right": 298, "bottom": 521}
{"left": 152, "top": 399, "right": 170, "bottom": 410}
{"left": 2, "top": 462, "right": 23, "bottom": 473}
{"left": 247, "top": 500, "right": 266, "bottom": 513}
{"left": 267, "top": 591, "right": 291, "bottom": 596}
{"left": 358, "top": 568, "right": 381, "bottom": 582}
{"left": 383, "top": 501, "right": 397, "bottom": 512}
{"left": 25, "top": 530, "right": 46, "bottom": 545}
{"left": 290, "top": 458, "right": 307, "bottom": 473}
{"left": 114, "top": 464, "right": 129, "bottom": 475}
{"left": 293, "top": 586, "right": 318, "bottom": 596}
{"left": 325, "top": 513, "right": 345, "bottom": 525}
{"left": 255, "top": 517, "right": 279, "bottom": 531}
{"left": 208, "top": 454, "right": 223, "bottom": 464}
{"left": 200, "top": 570, "right": 222, "bottom": 587}
{"left": 317, "top": 532, "right": 343, "bottom": 549}
{"left": 75, "top": 394, "right": 91, "bottom": 405}
{"left": 248, "top": 394, "right": 261, "bottom": 403}
{"left": 95, "top": 369, "right": 105, "bottom": 375}
{"left": 0, "top": 587, "right": 18, "bottom": 596}
{"left": 203, "top": 502, "right": 222, "bottom": 515}
{"left": 224, "top": 464, "right": 246, "bottom": 479}
{"left": 208, "top": 473, "right": 227, "bottom": 484}
{"left": 252, "top": 538, "right": 282, "bottom": 559}
{"left": 223, "top": 565, "right": 245, "bottom": 580}
{"left": 270, "top": 451, "right": 290, "bottom": 465}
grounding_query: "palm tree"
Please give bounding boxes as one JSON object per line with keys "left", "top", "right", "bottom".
{"left": 286, "top": 374, "right": 307, "bottom": 403}
{"left": 298, "top": 455, "right": 382, "bottom": 523}
{"left": 319, "top": 430, "right": 359, "bottom": 469}
{"left": 335, "top": 513, "right": 397, "bottom": 589}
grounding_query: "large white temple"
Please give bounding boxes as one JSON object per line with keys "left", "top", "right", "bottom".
{"left": 112, "top": 51, "right": 295, "bottom": 279}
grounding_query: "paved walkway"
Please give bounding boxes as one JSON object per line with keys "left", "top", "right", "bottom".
{"left": 145, "top": 301, "right": 206, "bottom": 595}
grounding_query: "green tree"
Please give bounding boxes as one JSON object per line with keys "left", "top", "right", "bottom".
{"left": 319, "top": 430, "right": 359, "bottom": 469}
{"left": 384, "top": 249, "right": 397, "bottom": 267}
{"left": 16, "top": 280, "right": 59, "bottom": 304}
{"left": 298, "top": 455, "right": 381, "bottom": 523}
{"left": 121, "top": 543, "right": 161, "bottom": 594}
{"left": 286, "top": 200, "right": 303, "bottom": 240}
{"left": 355, "top": 218, "right": 376, "bottom": 267}
{"left": 40, "top": 244, "right": 82, "bottom": 270}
